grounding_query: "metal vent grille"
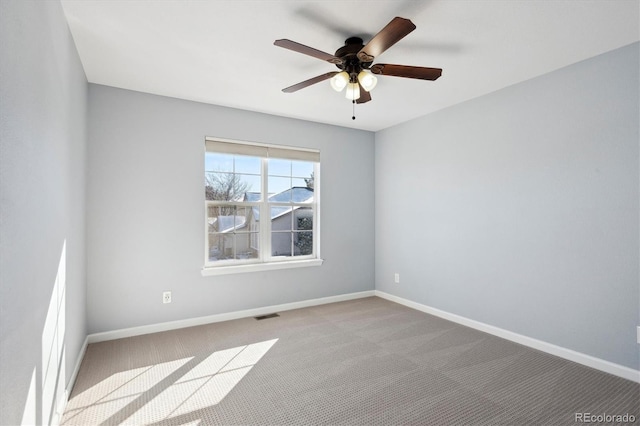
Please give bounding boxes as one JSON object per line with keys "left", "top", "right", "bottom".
{"left": 254, "top": 313, "right": 280, "bottom": 320}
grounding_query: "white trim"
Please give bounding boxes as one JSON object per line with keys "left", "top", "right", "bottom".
{"left": 67, "top": 335, "right": 89, "bottom": 396}
{"left": 375, "top": 290, "right": 640, "bottom": 383}
{"left": 313, "top": 163, "right": 321, "bottom": 259}
{"left": 56, "top": 335, "right": 89, "bottom": 425}
{"left": 204, "top": 144, "right": 321, "bottom": 270}
{"left": 201, "top": 258, "right": 323, "bottom": 276}
{"left": 88, "top": 290, "right": 374, "bottom": 344}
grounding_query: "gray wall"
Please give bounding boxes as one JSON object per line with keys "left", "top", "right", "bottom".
{"left": 0, "top": 1, "right": 88, "bottom": 425}
{"left": 375, "top": 43, "right": 639, "bottom": 370}
{"left": 1, "top": 4, "right": 636, "bottom": 424}
{"left": 86, "top": 85, "right": 375, "bottom": 334}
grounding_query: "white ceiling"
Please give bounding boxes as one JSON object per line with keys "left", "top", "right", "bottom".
{"left": 60, "top": 0, "right": 639, "bottom": 132}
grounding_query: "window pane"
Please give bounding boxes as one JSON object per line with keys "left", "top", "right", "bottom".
{"left": 271, "top": 207, "right": 292, "bottom": 231}
{"left": 269, "top": 159, "right": 291, "bottom": 176}
{"left": 206, "top": 172, "right": 260, "bottom": 201}
{"left": 236, "top": 174, "right": 260, "bottom": 198}
{"left": 208, "top": 205, "right": 241, "bottom": 233}
{"left": 295, "top": 207, "right": 313, "bottom": 230}
{"left": 208, "top": 205, "right": 251, "bottom": 231}
{"left": 234, "top": 156, "right": 261, "bottom": 174}
{"left": 269, "top": 187, "right": 313, "bottom": 203}
{"left": 235, "top": 206, "right": 252, "bottom": 228}
{"left": 292, "top": 177, "right": 307, "bottom": 189}
{"left": 208, "top": 233, "right": 234, "bottom": 261}
{"left": 233, "top": 233, "right": 258, "bottom": 260}
{"left": 271, "top": 232, "right": 292, "bottom": 256}
{"left": 292, "top": 161, "right": 313, "bottom": 178}
{"left": 249, "top": 228, "right": 260, "bottom": 251}
{"left": 208, "top": 231, "right": 259, "bottom": 262}
{"left": 235, "top": 250, "right": 258, "bottom": 260}
{"left": 288, "top": 188, "right": 313, "bottom": 203}
{"left": 268, "top": 176, "right": 290, "bottom": 196}
{"left": 205, "top": 153, "right": 233, "bottom": 172}
{"left": 294, "top": 231, "right": 313, "bottom": 256}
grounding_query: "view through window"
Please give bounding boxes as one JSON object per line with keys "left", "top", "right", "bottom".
{"left": 204, "top": 139, "right": 319, "bottom": 268}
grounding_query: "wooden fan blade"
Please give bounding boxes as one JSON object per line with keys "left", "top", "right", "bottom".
{"left": 282, "top": 72, "right": 338, "bottom": 93}
{"left": 357, "top": 17, "right": 416, "bottom": 63}
{"left": 370, "top": 64, "right": 442, "bottom": 80}
{"left": 274, "top": 39, "right": 342, "bottom": 64}
{"left": 356, "top": 82, "right": 372, "bottom": 104}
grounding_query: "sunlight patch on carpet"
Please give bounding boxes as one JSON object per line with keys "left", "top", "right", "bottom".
{"left": 62, "top": 339, "right": 278, "bottom": 425}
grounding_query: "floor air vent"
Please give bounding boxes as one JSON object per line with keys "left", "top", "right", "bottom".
{"left": 254, "top": 313, "right": 280, "bottom": 320}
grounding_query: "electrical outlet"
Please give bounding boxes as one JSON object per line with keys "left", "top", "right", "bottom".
{"left": 394, "top": 273, "right": 400, "bottom": 284}
{"left": 163, "top": 291, "right": 172, "bottom": 304}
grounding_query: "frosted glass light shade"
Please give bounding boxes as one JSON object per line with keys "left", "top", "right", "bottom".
{"left": 330, "top": 71, "right": 349, "bottom": 92}
{"left": 345, "top": 82, "right": 360, "bottom": 100}
{"left": 357, "top": 71, "right": 378, "bottom": 92}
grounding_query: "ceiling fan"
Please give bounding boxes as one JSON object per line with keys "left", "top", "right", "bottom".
{"left": 274, "top": 17, "right": 442, "bottom": 108}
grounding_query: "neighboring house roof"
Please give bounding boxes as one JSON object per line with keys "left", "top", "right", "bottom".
{"left": 243, "top": 192, "right": 261, "bottom": 202}
{"left": 209, "top": 187, "right": 313, "bottom": 232}
{"left": 243, "top": 187, "right": 313, "bottom": 203}
{"left": 245, "top": 187, "right": 313, "bottom": 221}
{"left": 209, "top": 216, "right": 247, "bottom": 233}
{"left": 268, "top": 187, "right": 313, "bottom": 220}
{"left": 269, "top": 187, "right": 314, "bottom": 203}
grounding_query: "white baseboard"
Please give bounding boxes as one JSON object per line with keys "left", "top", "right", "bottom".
{"left": 88, "top": 290, "right": 376, "bottom": 344}
{"left": 67, "top": 335, "right": 89, "bottom": 393}
{"left": 75, "top": 289, "right": 638, "bottom": 385}
{"left": 375, "top": 290, "right": 640, "bottom": 383}
{"left": 56, "top": 335, "right": 89, "bottom": 425}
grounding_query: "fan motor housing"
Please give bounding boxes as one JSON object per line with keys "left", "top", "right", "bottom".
{"left": 335, "top": 37, "right": 372, "bottom": 71}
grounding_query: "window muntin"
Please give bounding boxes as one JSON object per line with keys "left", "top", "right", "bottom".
{"left": 204, "top": 139, "right": 319, "bottom": 269}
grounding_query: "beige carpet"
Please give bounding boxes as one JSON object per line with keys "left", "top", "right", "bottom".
{"left": 62, "top": 297, "right": 639, "bottom": 425}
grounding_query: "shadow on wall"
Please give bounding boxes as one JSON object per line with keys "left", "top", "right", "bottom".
{"left": 20, "top": 241, "right": 67, "bottom": 425}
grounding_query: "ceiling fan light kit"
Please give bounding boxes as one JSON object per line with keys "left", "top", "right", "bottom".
{"left": 345, "top": 82, "right": 360, "bottom": 101}
{"left": 357, "top": 71, "right": 378, "bottom": 92}
{"left": 330, "top": 71, "right": 376, "bottom": 100}
{"left": 274, "top": 16, "right": 442, "bottom": 117}
{"left": 330, "top": 71, "right": 349, "bottom": 91}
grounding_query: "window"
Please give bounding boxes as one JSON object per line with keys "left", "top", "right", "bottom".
{"left": 203, "top": 138, "right": 321, "bottom": 275}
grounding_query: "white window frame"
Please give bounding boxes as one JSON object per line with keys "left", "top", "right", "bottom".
{"left": 202, "top": 137, "right": 323, "bottom": 276}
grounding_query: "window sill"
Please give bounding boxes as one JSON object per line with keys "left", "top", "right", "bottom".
{"left": 201, "top": 258, "right": 324, "bottom": 276}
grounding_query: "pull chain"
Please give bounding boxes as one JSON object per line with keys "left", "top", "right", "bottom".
{"left": 352, "top": 100, "right": 356, "bottom": 120}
